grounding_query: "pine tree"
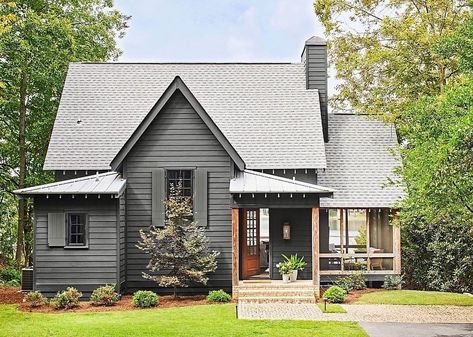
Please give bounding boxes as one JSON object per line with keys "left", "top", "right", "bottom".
{"left": 138, "top": 183, "right": 219, "bottom": 298}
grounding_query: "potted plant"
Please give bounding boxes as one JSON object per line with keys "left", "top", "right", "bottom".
{"left": 276, "top": 261, "right": 292, "bottom": 283}
{"left": 282, "top": 254, "right": 307, "bottom": 281}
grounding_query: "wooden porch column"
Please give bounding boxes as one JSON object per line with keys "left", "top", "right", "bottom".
{"left": 231, "top": 208, "right": 239, "bottom": 299}
{"left": 393, "top": 211, "right": 401, "bottom": 274}
{"left": 311, "top": 207, "right": 320, "bottom": 297}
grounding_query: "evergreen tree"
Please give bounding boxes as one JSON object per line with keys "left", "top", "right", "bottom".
{"left": 138, "top": 183, "right": 219, "bottom": 298}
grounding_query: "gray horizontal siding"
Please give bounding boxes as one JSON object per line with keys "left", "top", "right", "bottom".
{"left": 269, "top": 208, "right": 313, "bottom": 280}
{"left": 124, "top": 91, "right": 232, "bottom": 293}
{"left": 34, "top": 196, "right": 118, "bottom": 297}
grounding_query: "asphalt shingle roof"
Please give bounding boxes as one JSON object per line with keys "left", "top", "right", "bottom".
{"left": 318, "top": 114, "right": 405, "bottom": 208}
{"left": 44, "top": 63, "right": 326, "bottom": 170}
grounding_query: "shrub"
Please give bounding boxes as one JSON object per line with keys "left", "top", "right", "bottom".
{"left": 24, "top": 291, "right": 47, "bottom": 307}
{"left": 334, "top": 276, "right": 353, "bottom": 294}
{"left": 323, "top": 286, "right": 346, "bottom": 303}
{"left": 383, "top": 275, "right": 403, "bottom": 290}
{"left": 207, "top": 289, "right": 231, "bottom": 303}
{"left": 90, "top": 284, "right": 120, "bottom": 306}
{"left": 349, "top": 273, "right": 367, "bottom": 290}
{"left": 282, "top": 254, "right": 307, "bottom": 271}
{"left": 51, "top": 287, "right": 82, "bottom": 309}
{"left": 132, "top": 290, "right": 159, "bottom": 308}
{"left": 0, "top": 267, "right": 20, "bottom": 284}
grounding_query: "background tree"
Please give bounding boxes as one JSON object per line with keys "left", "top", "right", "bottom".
{"left": 314, "top": 0, "right": 469, "bottom": 121}
{"left": 400, "top": 15, "right": 473, "bottom": 292}
{"left": 314, "top": 0, "right": 473, "bottom": 292}
{"left": 138, "top": 184, "right": 220, "bottom": 298}
{"left": 0, "top": 0, "right": 129, "bottom": 267}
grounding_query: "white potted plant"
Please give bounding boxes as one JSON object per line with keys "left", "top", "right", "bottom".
{"left": 277, "top": 261, "right": 292, "bottom": 283}
{"left": 283, "top": 254, "right": 307, "bottom": 282}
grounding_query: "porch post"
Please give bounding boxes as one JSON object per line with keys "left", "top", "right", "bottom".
{"left": 392, "top": 210, "right": 401, "bottom": 274}
{"left": 231, "top": 208, "right": 239, "bottom": 299}
{"left": 311, "top": 207, "right": 320, "bottom": 297}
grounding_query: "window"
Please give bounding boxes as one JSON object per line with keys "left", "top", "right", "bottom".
{"left": 67, "top": 213, "right": 87, "bottom": 246}
{"left": 166, "top": 170, "right": 193, "bottom": 198}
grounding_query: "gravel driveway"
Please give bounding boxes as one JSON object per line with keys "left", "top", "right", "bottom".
{"left": 237, "top": 302, "right": 473, "bottom": 323}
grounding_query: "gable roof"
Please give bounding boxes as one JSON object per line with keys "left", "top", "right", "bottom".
{"left": 44, "top": 63, "right": 327, "bottom": 171}
{"left": 230, "top": 169, "right": 334, "bottom": 194}
{"left": 318, "top": 113, "right": 405, "bottom": 208}
{"left": 13, "top": 172, "right": 126, "bottom": 196}
{"left": 110, "top": 76, "right": 244, "bottom": 170}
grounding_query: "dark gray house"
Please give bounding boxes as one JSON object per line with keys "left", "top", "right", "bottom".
{"left": 15, "top": 36, "right": 403, "bottom": 299}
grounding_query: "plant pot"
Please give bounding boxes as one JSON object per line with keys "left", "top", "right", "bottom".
{"left": 290, "top": 270, "right": 298, "bottom": 282}
{"left": 282, "top": 274, "right": 291, "bottom": 283}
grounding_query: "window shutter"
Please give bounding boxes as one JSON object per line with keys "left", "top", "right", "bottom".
{"left": 48, "top": 213, "right": 65, "bottom": 247}
{"left": 194, "top": 168, "right": 208, "bottom": 227}
{"left": 152, "top": 168, "right": 166, "bottom": 227}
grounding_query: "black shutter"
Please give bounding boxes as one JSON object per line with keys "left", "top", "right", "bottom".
{"left": 48, "top": 213, "right": 65, "bottom": 247}
{"left": 152, "top": 168, "right": 166, "bottom": 227}
{"left": 193, "top": 168, "right": 208, "bottom": 227}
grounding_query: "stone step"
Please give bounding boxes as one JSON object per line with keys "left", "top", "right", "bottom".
{"left": 238, "top": 296, "right": 316, "bottom": 304}
{"left": 237, "top": 288, "right": 316, "bottom": 297}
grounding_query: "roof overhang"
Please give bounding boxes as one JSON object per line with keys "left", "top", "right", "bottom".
{"left": 230, "top": 169, "right": 335, "bottom": 195}
{"left": 13, "top": 172, "right": 126, "bottom": 197}
{"left": 110, "top": 76, "right": 245, "bottom": 171}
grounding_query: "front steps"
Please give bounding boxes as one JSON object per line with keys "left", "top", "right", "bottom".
{"left": 235, "top": 280, "right": 318, "bottom": 304}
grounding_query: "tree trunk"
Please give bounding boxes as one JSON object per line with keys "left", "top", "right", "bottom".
{"left": 16, "top": 71, "right": 27, "bottom": 268}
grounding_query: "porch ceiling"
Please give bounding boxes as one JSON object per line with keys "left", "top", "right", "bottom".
{"left": 230, "top": 169, "right": 335, "bottom": 194}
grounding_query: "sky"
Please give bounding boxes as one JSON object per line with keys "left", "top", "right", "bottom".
{"left": 114, "top": 0, "right": 325, "bottom": 63}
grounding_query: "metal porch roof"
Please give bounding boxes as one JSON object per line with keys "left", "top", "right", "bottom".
{"left": 13, "top": 172, "right": 126, "bottom": 196}
{"left": 230, "top": 170, "right": 335, "bottom": 194}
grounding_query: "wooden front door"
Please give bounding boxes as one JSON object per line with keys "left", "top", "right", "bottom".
{"left": 241, "top": 209, "right": 260, "bottom": 278}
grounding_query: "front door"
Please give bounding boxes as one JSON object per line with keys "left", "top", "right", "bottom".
{"left": 241, "top": 209, "right": 260, "bottom": 278}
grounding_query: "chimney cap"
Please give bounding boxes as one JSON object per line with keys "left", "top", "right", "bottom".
{"left": 305, "top": 36, "right": 327, "bottom": 46}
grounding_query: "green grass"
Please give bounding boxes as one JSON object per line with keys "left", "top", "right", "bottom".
{"left": 0, "top": 304, "right": 367, "bottom": 337}
{"left": 356, "top": 290, "right": 473, "bottom": 306}
{"left": 317, "top": 303, "right": 347, "bottom": 313}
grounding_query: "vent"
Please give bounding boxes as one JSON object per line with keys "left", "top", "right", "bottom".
{"left": 21, "top": 267, "right": 33, "bottom": 291}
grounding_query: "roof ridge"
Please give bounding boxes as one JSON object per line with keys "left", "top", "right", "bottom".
{"left": 72, "top": 62, "right": 299, "bottom": 65}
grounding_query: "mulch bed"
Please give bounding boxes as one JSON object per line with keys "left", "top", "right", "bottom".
{"left": 18, "top": 294, "right": 220, "bottom": 313}
{"left": 0, "top": 287, "right": 23, "bottom": 304}
{"left": 317, "top": 287, "right": 385, "bottom": 304}
{"left": 344, "top": 288, "right": 384, "bottom": 304}
{"left": 0, "top": 287, "right": 218, "bottom": 313}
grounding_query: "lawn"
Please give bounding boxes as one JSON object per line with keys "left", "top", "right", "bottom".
{"left": 356, "top": 290, "right": 473, "bottom": 306}
{"left": 0, "top": 304, "right": 367, "bottom": 337}
{"left": 317, "top": 303, "right": 347, "bottom": 313}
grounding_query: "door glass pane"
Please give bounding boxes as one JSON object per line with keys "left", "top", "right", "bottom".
{"left": 246, "top": 210, "right": 257, "bottom": 256}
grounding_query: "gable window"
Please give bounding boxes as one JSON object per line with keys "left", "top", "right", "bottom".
{"left": 67, "top": 213, "right": 87, "bottom": 246}
{"left": 166, "top": 170, "right": 193, "bottom": 199}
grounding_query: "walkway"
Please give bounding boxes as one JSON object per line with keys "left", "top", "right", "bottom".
{"left": 237, "top": 303, "right": 473, "bottom": 323}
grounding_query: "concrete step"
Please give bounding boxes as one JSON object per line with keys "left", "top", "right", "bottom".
{"left": 238, "top": 295, "right": 316, "bottom": 304}
{"left": 238, "top": 288, "right": 316, "bottom": 297}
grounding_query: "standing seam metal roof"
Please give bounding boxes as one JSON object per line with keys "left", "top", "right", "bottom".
{"left": 44, "top": 63, "right": 327, "bottom": 171}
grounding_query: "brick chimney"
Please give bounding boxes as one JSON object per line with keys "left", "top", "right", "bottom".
{"left": 302, "top": 36, "right": 328, "bottom": 142}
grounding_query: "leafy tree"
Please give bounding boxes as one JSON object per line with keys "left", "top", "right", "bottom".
{"left": 0, "top": 0, "right": 129, "bottom": 267}
{"left": 400, "top": 14, "right": 473, "bottom": 291}
{"left": 314, "top": 0, "right": 469, "bottom": 121}
{"left": 138, "top": 184, "right": 220, "bottom": 298}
